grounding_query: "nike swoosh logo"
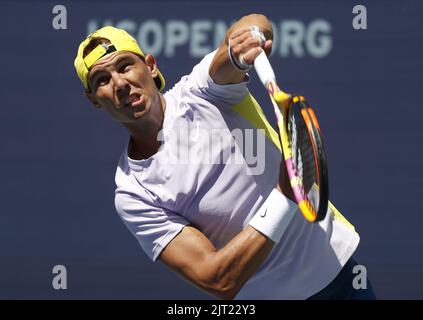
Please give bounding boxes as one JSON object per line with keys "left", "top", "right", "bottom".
{"left": 260, "top": 209, "right": 267, "bottom": 218}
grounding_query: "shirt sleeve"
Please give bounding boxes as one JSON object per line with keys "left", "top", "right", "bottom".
{"left": 187, "top": 49, "right": 250, "bottom": 107}
{"left": 115, "top": 192, "right": 189, "bottom": 261}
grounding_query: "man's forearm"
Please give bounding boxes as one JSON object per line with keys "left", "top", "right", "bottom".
{"left": 160, "top": 223, "right": 274, "bottom": 300}
{"left": 202, "top": 226, "right": 274, "bottom": 299}
{"left": 161, "top": 186, "right": 297, "bottom": 300}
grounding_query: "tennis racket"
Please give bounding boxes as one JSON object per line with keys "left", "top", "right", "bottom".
{"left": 253, "top": 51, "right": 329, "bottom": 223}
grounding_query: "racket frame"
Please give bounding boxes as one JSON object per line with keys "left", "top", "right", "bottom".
{"left": 254, "top": 51, "right": 328, "bottom": 223}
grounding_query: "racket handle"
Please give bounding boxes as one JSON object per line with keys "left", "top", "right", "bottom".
{"left": 254, "top": 50, "right": 276, "bottom": 87}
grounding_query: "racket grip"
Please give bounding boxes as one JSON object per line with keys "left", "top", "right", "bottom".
{"left": 253, "top": 51, "right": 276, "bottom": 87}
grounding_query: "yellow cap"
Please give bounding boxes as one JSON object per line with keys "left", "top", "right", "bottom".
{"left": 74, "top": 26, "right": 165, "bottom": 91}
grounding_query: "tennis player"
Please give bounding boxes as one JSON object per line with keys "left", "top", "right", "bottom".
{"left": 74, "top": 14, "right": 376, "bottom": 300}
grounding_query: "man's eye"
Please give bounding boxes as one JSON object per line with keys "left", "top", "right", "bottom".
{"left": 96, "top": 76, "right": 109, "bottom": 86}
{"left": 120, "top": 63, "right": 132, "bottom": 73}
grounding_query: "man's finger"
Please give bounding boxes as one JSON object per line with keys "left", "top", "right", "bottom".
{"left": 229, "top": 27, "right": 253, "bottom": 39}
{"left": 240, "top": 47, "right": 263, "bottom": 65}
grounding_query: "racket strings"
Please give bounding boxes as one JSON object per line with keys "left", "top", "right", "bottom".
{"left": 288, "top": 104, "right": 319, "bottom": 209}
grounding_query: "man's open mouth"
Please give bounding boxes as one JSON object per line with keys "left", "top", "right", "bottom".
{"left": 124, "top": 93, "right": 144, "bottom": 108}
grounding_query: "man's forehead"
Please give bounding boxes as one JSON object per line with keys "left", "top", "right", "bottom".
{"left": 89, "top": 51, "right": 138, "bottom": 74}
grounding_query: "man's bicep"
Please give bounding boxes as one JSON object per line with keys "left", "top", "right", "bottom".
{"left": 158, "top": 225, "right": 219, "bottom": 292}
{"left": 188, "top": 50, "right": 249, "bottom": 107}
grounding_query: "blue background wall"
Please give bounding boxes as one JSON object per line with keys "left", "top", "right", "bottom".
{"left": 0, "top": 0, "right": 422, "bottom": 299}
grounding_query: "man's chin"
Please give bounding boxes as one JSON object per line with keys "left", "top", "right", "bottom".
{"left": 133, "top": 103, "right": 150, "bottom": 119}
{"left": 133, "top": 110, "right": 147, "bottom": 119}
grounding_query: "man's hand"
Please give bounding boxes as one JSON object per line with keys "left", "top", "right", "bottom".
{"left": 209, "top": 14, "right": 273, "bottom": 85}
{"left": 227, "top": 27, "right": 273, "bottom": 70}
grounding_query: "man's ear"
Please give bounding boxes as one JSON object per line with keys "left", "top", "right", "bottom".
{"left": 144, "top": 54, "right": 158, "bottom": 79}
{"left": 84, "top": 90, "right": 101, "bottom": 108}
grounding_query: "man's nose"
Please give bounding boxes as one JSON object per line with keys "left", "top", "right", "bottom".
{"left": 113, "top": 73, "right": 130, "bottom": 98}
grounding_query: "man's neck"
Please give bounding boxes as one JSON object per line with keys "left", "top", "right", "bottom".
{"left": 125, "top": 94, "right": 166, "bottom": 160}
{"left": 128, "top": 133, "right": 161, "bottom": 160}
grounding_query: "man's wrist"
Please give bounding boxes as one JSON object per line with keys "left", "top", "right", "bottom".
{"left": 227, "top": 38, "right": 252, "bottom": 72}
{"left": 249, "top": 188, "right": 297, "bottom": 243}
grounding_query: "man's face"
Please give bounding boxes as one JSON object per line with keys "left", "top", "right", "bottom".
{"left": 86, "top": 51, "right": 161, "bottom": 124}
